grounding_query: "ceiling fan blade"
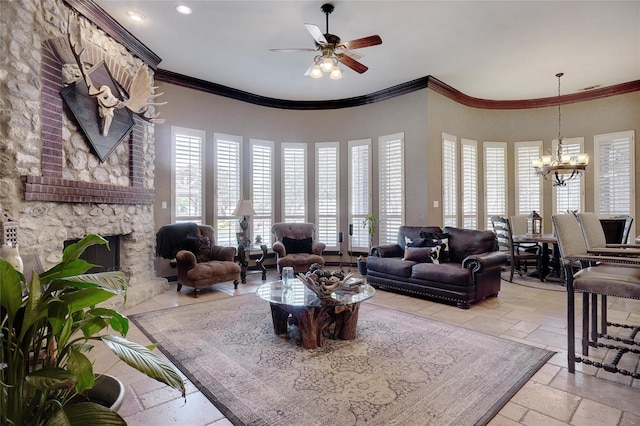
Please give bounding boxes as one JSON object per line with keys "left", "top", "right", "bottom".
{"left": 340, "top": 35, "right": 382, "bottom": 50}
{"left": 341, "top": 50, "right": 363, "bottom": 61}
{"left": 303, "top": 63, "right": 315, "bottom": 76}
{"left": 337, "top": 54, "right": 368, "bottom": 74}
{"left": 269, "top": 48, "right": 318, "bottom": 53}
{"left": 304, "top": 23, "right": 328, "bottom": 45}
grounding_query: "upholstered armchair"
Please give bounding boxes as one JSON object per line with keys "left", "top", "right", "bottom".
{"left": 175, "top": 224, "right": 240, "bottom": 297}
{"left": 271, "top": 222, "right": 326, "bottom": 274}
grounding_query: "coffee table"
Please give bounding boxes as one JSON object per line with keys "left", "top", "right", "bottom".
{"left": 256, "top": 279, "right": 375, "bottom": 349}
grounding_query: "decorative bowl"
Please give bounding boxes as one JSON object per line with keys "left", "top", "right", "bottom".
{"left": 297, "top": 271, "right": 353, "bottom": 298}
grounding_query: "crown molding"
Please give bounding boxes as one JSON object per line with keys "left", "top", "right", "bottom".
{"left": 156, "top": 69, "right": 639, "bottom": 110}
{"left": 427, "top": 77, "right": 640, "bottom": 109}
{"left": 64, "top": 0, "right": 161, "bottom": 69}
{"left": 155, "top": 69, "right": 428, "bottom": 110}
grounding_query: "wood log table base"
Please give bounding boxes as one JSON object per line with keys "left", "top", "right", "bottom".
{"left": 270, "top": 303, "right": 362, "bottom": 349}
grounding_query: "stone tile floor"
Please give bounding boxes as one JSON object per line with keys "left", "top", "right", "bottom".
{"left": 89, "top": 270, "right": 640, "bottom": 425}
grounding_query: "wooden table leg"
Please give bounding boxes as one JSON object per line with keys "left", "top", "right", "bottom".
{"left": 269, "top": 302, "right": 363, "bottom": 349}
{"left": 255, "top": 244, "right": 268, "bottom": 280}
{"left": 238, "top": 245, "right": 249, "bottom": 283}
{"left": 270, "top": 304, "right": 290, "bottom": 335}
{"left": 332, "top": 304, "right": 361, "bottom": 340}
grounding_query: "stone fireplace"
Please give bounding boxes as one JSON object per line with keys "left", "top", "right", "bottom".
{"left": 0, "top": 0, "right": 168, "bottom": 308}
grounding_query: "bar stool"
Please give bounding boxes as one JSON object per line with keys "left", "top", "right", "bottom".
{"left": 552, "top": 214, "right": 640, "bottom": 378}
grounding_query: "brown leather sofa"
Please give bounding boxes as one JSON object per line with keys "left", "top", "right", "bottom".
{"left": 366, "top": 226, "right": 507, "bottom": 308}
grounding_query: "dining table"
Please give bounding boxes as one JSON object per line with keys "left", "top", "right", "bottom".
{"left": 512, "top": 233, "right": 562, "bottom": 283}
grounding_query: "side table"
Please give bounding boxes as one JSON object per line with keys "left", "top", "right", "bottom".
{"left": 238, "top": 244, "right": 268, "bottom": 283}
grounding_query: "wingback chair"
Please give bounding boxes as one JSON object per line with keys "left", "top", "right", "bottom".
{"left": 271, "top": 222, "right": 326, "bottom": 274}
{"left": 175, "top": 224, "right": 240, "bottom": 297}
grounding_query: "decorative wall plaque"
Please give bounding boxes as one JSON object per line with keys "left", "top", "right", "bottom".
{"left": 61, "top": 62, "right": 134, "bottom": 162}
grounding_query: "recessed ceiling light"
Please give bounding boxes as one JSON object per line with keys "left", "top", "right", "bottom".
{"left": 176, "top": 5, "right": 192, "bottom": 15}
{"left": 126, "top": 10, "right": 146, "bottom": 22}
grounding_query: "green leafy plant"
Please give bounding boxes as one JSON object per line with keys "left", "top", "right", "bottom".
{"left": 362, "top": 215, "right": 377, "bottom": 253}
{"left": 1, "top": 234, "right": 185, "bottom": 425}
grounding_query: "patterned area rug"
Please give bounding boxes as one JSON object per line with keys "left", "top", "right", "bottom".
{"left": 131, "top": 294, "right": 553, "bottom": 426}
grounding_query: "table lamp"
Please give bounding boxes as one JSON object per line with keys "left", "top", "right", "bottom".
{"left": 233, "top": 199, "right": 256, "bottom": 245}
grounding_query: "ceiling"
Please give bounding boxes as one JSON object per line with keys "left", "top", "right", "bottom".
{"left": 93, "top": 1, "right": 640, "bottom": 102}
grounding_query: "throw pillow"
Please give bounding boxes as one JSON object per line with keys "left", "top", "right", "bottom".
{"left": 405, "top": 236, "right": 428, "bottom": 247}
{"left": 403, "top": 246, "right": 434, "bottom": 263}
{"left": 429, "top": 243, "right": 447, "bottom": 264}
{"left": 420, "top": 232, "right": 451, "bottom": 262}
{"left": 282, "top": 236, "right": 313, "bottom": 254}
{"left": 196, "top": 236, "right": 211, "bottom": 263}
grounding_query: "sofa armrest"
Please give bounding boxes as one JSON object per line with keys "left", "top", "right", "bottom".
{"left": 461, "top": 251, "right": 507, "bottom": 273}
{"left": 371, "top": 244, "right": 404, "bottom": 258}
{"left": 273, "top": 241, "right": 285, "bottom": 257}
{"left": 312, "top": 241, "right": 326, "bottom": 255}
{"left": 211, "top": 245, "right": 236, "bottom": 262}
{"left": 175, "top": 250, "right": 197, "bottom": 270}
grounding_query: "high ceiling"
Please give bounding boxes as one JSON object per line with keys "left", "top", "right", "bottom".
{"left": 93, "top": 1, "right": 640, "bottom": 102}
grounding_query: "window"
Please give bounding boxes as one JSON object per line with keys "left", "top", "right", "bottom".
{"left": 594, "top": 131, "right": 635, "bottom": 220}
{"left": 251, "top": 139, "right": 274, "bottom": 245}
{"left": 553, "top": 137, "right": 585, "bottom": 214}
{"left": 316, "top": 142, "right": 339, "bottom": 248}
{"left": 442, "top": 133, "right": 457, "bottom": 227}
{"left": 214, "top": 133, "right": 242, "bottom": 247}
{"left": 379, "top": 133, "right": 404, "bottom": 245}
{"left": 172, "top": 126, "right": 204, "bottom": 223}
{"left": 514, "top": 141, "right": 542, "bottom": 215}
{"left": 461, "top": 139, "right": 478, "bottom": 229}
{"left": 484, "top": 142, "right": 507, "bottom": 230}
{"left": 348, "top": 139, "right": 372, "bottom": 251}
{"left": 282, "top": 143, "right": 307, "bottom": 223}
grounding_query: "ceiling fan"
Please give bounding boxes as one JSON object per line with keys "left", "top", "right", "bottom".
{"left": 270, "top": 3, "right": 382, "bottom": 79}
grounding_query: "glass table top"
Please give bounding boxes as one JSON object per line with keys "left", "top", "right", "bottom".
{"left": 256, "top": 279, "right": 375, "bottom": 307}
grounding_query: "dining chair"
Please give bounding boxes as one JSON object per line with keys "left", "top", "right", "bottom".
{"left": 552, "top": 213, "right": 640, "bottom": 378}
{"left": 510, "top": 214, "right": 529, "bottom": 235}
{"left": 491, "top": 216, "right": 541, "bottom": 282}
{"left": 615, "top": 214, "right": 634, "bottom": 244}
{"left": 576, "top": 212, "right": 640, "bottom": 257}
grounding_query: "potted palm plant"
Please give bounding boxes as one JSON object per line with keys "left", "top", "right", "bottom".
{"left": 357, "top": 215, "right": 377, "bottom": 276}
{"left": 1, "top": 234, "right": 185, "bottom": 425}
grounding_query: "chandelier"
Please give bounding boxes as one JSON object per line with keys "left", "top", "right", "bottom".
{"left": 532, "top": 73, "right": 588, "bottom": 186}
{"left": 309, "top": 48, "right": 342, "bottom": 80}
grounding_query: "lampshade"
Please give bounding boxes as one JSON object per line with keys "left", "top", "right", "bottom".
{"left": 233, "top": 199, "right": 255, "bottom": 217}
{"left": 330, "top": 66, "right": 342, "bottom": 80}
{"left": 320, "top": 56, "right": 334, "bottom": 72}
{"left": 310, "top": 64, "right": 323, "bottom": 79}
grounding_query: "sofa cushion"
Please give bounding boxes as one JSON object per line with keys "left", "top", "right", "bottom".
{"left": 403, "top": 246, "right": 434, "bottom": 262}
{"left": 411, "top": 262, "right": 471, "bottom": 285}
{"left": 282, "top": 236, "right": 313, "bottom": 254}
{"left": 443, "top": 227, "right": 497, "bottom": 263}
{"left": 367, "top": 256, "right": 415, "bottom": 278}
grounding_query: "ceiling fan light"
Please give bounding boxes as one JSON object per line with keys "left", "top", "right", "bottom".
{"left": 321, "top": 56, "right": 334, "bottom": 72}
{"left": 310, "top": 64, "right": 323, "bottom": 79}
{"left": 330, "top": 66, "right": 342, "bottom": 80}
